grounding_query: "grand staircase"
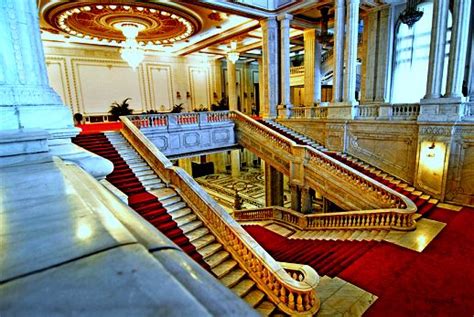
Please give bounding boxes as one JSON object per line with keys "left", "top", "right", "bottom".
{"left": 73, "top": 132, "right": 280, "bottom": 315}
{"left": 260, "top": 120, "right": 438, "bottom": 218}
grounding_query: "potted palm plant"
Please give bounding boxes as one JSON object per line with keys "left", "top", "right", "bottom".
{"left": 109, "top": 98, "right": 133, "bottom": 121}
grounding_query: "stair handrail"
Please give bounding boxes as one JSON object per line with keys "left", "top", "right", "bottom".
{"left": 235, "top": 205, "right": 417, "bottom": 231}
{"left": 120, "top": 116, "right": 320, "bottom": 316}
{"left": 230, "top": 111, "right": 416, "bottom": 214}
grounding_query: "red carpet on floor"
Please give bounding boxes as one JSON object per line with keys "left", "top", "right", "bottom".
{"left": 339, "top": 207, "right": 474, "bottom": 316}
{"left": 77, "top": 122, "right": 123, "bottom": 134}
{"left": 244, "top": 225, "right": 377, "bottom": 277}
{"left": 72, "top": 133, "right": 209, "bottom": 269}
{"left": 245, "top": 207, "right": 474, "bottom": 316}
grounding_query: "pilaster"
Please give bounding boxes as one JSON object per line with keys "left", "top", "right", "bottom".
{"left": 277, "top": 14, "right": 293, "bottom": 117}
{"left": 264, "top": 162, "right": 284, "bottom": 207}
{"left": 332, "top": 0, "right": 345, "bottom": 103}
{"left": 227, "top": 59, "right": 238, "bottom": 111}
{"left": 231, "top": 149, "right": 241, "bottom": 177}
{"left": 343, "top": 0, "right": 360, "bottom": 105}
{"left": 303, "top": 29, "right": 322, "bottom": 106}
{"left": 260, "top": 18, "right": 279, "bottom": 118}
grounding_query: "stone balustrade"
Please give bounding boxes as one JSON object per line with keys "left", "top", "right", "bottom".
{"left": 128, "top": 111, "right": 231, "bottom": 130}
{"left": 231, "top": 111, "right": 416, "bottom": 213}
{"left": 289, "top": 106, "right": 329, "bottom": 119}
{"left": 120, "top": 116, "right": 321, "bottom": 316}
{"left": 283, "top": 103, "right": 422, "bottom": 121}
{"left": 234, "top": 205, "right": 417, "bottom": 231}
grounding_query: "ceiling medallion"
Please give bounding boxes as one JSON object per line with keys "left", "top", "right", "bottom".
{"left": 53, "top": 4, "right": 198, "bottom": 44}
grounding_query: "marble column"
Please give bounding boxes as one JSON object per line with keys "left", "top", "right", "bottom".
{"left": 227, "top": 58, "right": 238, "bottom": 111}
{"left": 444, "top": 0, "right": 472, "bottom": 99}
{"left": 0, "top": 0, "right": 112, "bottom": 178}
{"left": 258, "top": 58, "right": 264, "bottom": 115}
{"left": 343, "top": 0, "right": 360, "bottom": 105}
{"left": 230, "top": 149, "right": 240, "bottom": 177}
{"left": 303, "top": 29, "right": 322, "bottom": 106}
{"left": 212, "top": 60, "right": 223, "bottom": 104}
{"left": 290, "top": 184, "right": 301, "bottom": 212}
{"left": 260, "top": 18, "right": 279, "bottom": 118}
{"left": 361, "top": 7, "right": 393, "bottom": 104}
{"left": 264, "top": 163, "right": 284, "bottom": 207}
{"left": 469, "top": 29, "right": 474, "bottom": 102}
{"left": 332, "top": 0, "right": 345, "bottom": 103}
{"left": 423, "top": 0, "right": 449, "bottom": 100}
{"left": 300, "top": 186, "right": 312, "bottom": 214}
{"left": 278, "top": 14, "right": 293, "bottom": 115}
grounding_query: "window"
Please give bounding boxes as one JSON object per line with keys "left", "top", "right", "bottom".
{"left": 391, "top": 1, "right": 451, "bottom": 103}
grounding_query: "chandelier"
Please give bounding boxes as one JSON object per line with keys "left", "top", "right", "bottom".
{"left": 115, "top": 22, "right": 145, "bottom": 70}
{"left": 400, "top": 0, "right": 423, "bottom": 28}
{"left": 227, "top": 41, "right": 239, "bottom": 64}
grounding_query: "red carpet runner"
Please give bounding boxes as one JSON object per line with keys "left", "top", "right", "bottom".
{"left": 72, "top": 133, "right": 209, "bottom": 268}
{"left": 244, "top": 225, "right": 377, "bottom": 278}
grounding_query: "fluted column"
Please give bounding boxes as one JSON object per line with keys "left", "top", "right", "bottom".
{"left": 423, "top": 0, "right": 449, "bottom": 100}
{"left": 260, "top": 18, "right": 279, "bottom": 118}
{"left": 278, "top": 14, "right": 293, "bottom": 113}
{"left": 332, "top": 0, "right": 345, "bottom": 103}
{"left": 445, "top": 0, "right": 472, "bottom": 99}
{"left": 303, "top": 29, "right": 322, "bottom": 106}
{"left": 227, "top": 58, "right": 238, "bottom": 111}
{"left": 343, "top": 0, "right": 360, "bottom": 104}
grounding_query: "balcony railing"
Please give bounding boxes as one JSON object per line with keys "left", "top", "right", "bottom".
{"left": 289, "top": 107, "right": 329, "bottom": 119}
{"left": 127, "top": 111, "right": 231, "bottom": 130}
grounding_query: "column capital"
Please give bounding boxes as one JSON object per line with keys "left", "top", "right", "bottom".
{"left": 260, "top": 17, "right": 277, "bottom": 28}
{"left": 277, "top": 13, "right": 293, "bottom": 21}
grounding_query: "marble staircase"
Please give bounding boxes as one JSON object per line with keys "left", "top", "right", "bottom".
{"left": 265, "top": 120, "right": 439, "bottom": 217}
{"left": 104, "top": 132, "right": 279, "bottom": 316}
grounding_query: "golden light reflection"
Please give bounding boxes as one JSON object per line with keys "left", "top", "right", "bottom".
{"left": 416, "top": 235, "right": 427, "bottom": 248}
{"left": 420, "top": 141, "right": 445, "bottom": 172}
{"left": 76, "top": 220, "right": 93, "bottom": 240}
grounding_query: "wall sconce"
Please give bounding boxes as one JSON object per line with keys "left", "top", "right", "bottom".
{"left": 186, "top": 91, "right": 191, "bottom": 99}
{"left": 176, "top": 91, "right": 181, "bottom": 99}
{"left": 213, "top": 92, "right": 218, "bottom": 99}
{"left": 426, "top": 142, "right": 436, "bottom": 158}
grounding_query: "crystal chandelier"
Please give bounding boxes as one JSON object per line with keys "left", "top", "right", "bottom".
{"left": 115, "top": 22, "right": 145, "bottom": 70}
{"left": 227, "top": 41, "right": 239, "bottom": 64}
{"left": 400, "top": 0, "right": 423, "bottom": 28}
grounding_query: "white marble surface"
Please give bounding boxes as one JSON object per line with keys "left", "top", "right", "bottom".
{"left": 0, "top": 245, "right": 213, "bottom": 316}
{"left": 0, "top": 160, "right": 136, "bottom": 282}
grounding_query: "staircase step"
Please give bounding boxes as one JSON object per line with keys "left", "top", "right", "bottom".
{"left": 150, "top": 187, "right": 177, "bottom": 201}
{"left": 205, "top": 250, "right": 230, "bottom": 269}
{"left": 212, "top": 259, "right": 238, "bottom": 278}
{"left": 221, "top": 268, "right": 247, "bottom": 288}
{"left": 186, "top": 227, "right": 210, "bottom": 242}
{"left": 232, "top": 279, "right": 256, "bottom": 297}
{"left": 244, "top": 289, "right": 265, "bottom": 308}
{"left": 181, "top": 220, "right": 204, "bottom": 234}
{"left": 175, "top": 213, "right": 198, "bottom": 227}
{"left": 192, "top": 234, "right": 216, "bottom": 250}
{"left": 161, "top": 196, "right": 182, "bottom": 207}
{"left": 198, "top": 242, "right": 223, "bottom": 259}
{"left": 169, "top": 207, "right": 193, "bottom": 220}
{"left": 256, "top": 301, "right": 276, "bottom": 316}
{"left": 165, "top": 201, "right": 187, "bottom": 213}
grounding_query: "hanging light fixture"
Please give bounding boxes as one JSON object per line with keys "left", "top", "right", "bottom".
{"left": 114, "top": 22, "right": 145, "bottom": 70}
{"left": 399, "top": 0, "right": 423, "bottom": 28}
{"left": 227, "top": 40, "right": 239, "bottom": 64}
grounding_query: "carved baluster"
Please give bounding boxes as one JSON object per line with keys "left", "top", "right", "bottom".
{"left": 288, "top": 291, "right": 295, "bottom": 310}
{"left": 280, "top": 287, "right": 287, "bottom": 303}
{"left": 304, "top": 293, "right": 311, "bottom": 310}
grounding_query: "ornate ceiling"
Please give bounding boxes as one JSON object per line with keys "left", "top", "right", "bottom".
{"left": 43, "top": 3, "right": 200, "bottom": 45}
